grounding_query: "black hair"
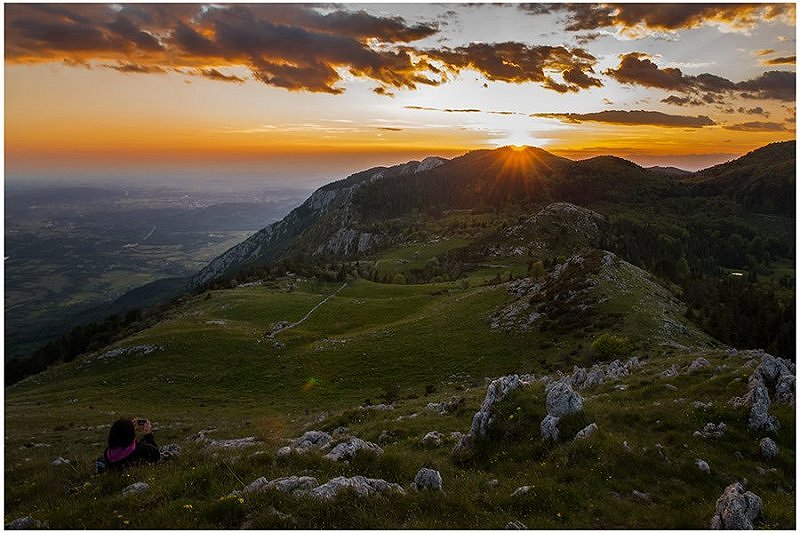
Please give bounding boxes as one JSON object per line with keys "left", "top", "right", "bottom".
{"left": 108, "top": 418, "right": 136, "bottom": 449}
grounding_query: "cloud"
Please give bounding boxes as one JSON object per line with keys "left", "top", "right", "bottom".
{"left": 5, "top": 3, "right": 444, "bottom": 94}
{"left": 763, "top": 56, "right": 796, "bottom": 65}
{"left": 376, "top": 126, "right": 403, "bottom": 131}
{"left": 525, "top": 3, "right": 796, "bottom": 35}
{"left": 723, "top": 121, "right": 788, "bottom": 132}
{"left": 198, "top": 68, "right": 245, "bottom": 84}
{"left": 755, "top": 48, "right": 776, "bottom": 56}
{"left": 661, "top": 95, "right": 702, "bottom": 106}
{"left": 422, "top": 42, "right": 602, "bottom": 92}
{"left": 103, "top": 62, "right": 166, "bottom": 74}
{"left": 532, "top": 109, "right": 716, "bottom": 128}
{"left": 737, "top": 106, "right": 766, "bottom": 115}
{"left": 608, "top": 53, "right": 795, "bottom": 102}
{"left": 736, "top": 71, "right": 796, "bottom": 101}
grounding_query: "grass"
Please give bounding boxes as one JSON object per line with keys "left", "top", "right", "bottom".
{"left": 5, "top": 241, "right": 795, "bottom": 528}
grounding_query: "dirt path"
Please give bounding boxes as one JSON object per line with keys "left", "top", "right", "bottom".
{"left": 270, "top": 282, "right": 348, "bottom": 336}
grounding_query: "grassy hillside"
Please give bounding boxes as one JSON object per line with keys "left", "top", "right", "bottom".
{"left": 6, "top": 235, "right": 793, "bottom": 528}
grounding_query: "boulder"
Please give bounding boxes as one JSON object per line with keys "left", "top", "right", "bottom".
{"left": 747, "top": 382, "right": 779, "bottom": 432}
{"left": 661, "top": 365, "right": 678, "bottom": 378}
{"left": 710, "top": 482, "right": 761, "bottom": 529}
{"left": 574, "top": 423, "right": 598, "bottom": 441}
{"left": 631, "top": 490, "right": 651, "bottom": 503}
{"left": 422, "top": 431, "right": 443, "bottom": 447}
{"left": 51, "top": 456, "right": 70, "bottom": 466}
{"left": 695, "top": 458, "right": 711, "bottom": 474}
{"left": 605, "top": 359, "right": 628, "bottom": 380}
{"left": 545, "top": 380, "right": 583, "bottom": 418}
{"left": 774, "top": 374, "right": 795, "bottom": 405}
{"left": 759, "top": 437, "right": 778, "bottom": 459}
{"left": 511, "top": 486, "right": 533, "bottom": 497}
{"left": 688, "top": 357, "right": 711, "bottom": 373}
{"left": 309, "top": 476, "right": 404, "bottom": 500}
{"left": 413, "top": 468, "right": 442, "bottom": 491}
{"left": 242, "top": 476, "right": 318, "bottom": 496}
{"left": 570, "top": 366, "right": 587, "bottom": 388}
{"left": 159, "top": 443, "right": 181, "bottom": 460}
{"left": 293, "top": 430, "right": 332, "bottom": 451}
{"left": 324, "top": 437, "right": 383, "bottom": 462}
{"left": 121, "top": 482, "right": 150, "bottom": 497}
{"left": 470, "top": 375, "right": 525, "bottom": 439}
{"left": 540, "top": 414, "right": 560, "bottom": 442}
{"left": 582, "top": 366, "right": 604, "bottom": 389}
{"left": 694, "top": 422, "right": 727, "bottom": 439}
{"left": 5, "top": 517, "right": 44, "bottom": 530}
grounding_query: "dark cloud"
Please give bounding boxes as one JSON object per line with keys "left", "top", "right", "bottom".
{"left": 605, "top": 53, "right": 688, "bottom": 90}
{"left": 103, "top": 62, "right": 166, "bottom": 74}
{"left": 737, "top": 106, "right": 765, "bottom": 115}
{"left": 661, "top": 95, "right": 702, "bottom": 106}
{"left": 5, "top": 3, "right": 443, "bottom": 94}
{"left": 723, "top": 121, "right": 787, "bottom": 132}
{"left": 376, "top": 126, "right": 403, "bottom": 131}
{"left": 423, "top": 42, "right": 601, "bottom": 92}
{"left": 609, "top": 53, "right": 795, "bottom": 102}
{"left": 562, "top": 66, "right": 603, "bottom": 89}
{"left": 755, "top": 48, "right": 776, "bottom": 56}
{"left": 198, "top": 68, "right": 245, "bottom": 84}
{"left": 532, "top": 109, "right": 716, "bottom": 128}
{"left": 523, "top": 3, "right": 795, "bottom": 34}
{"left": 736, "top": 71, "right": 796, "bottom": 101}
{"left": 764, "top": 56, "right": 796, "bottom": 65}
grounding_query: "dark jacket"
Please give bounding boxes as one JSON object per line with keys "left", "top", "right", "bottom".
{"left": 104, "top": 433, "right": 160, "bottom": 470}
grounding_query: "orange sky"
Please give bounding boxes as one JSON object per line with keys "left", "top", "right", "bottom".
{"left": 4, "top": 3, "right": 796, "bottom": 182}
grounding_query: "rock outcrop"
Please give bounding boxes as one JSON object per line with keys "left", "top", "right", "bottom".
{"left": 546, "top": 380, "right": 583, "bottom": 417}
{"left": 759, "top": 437, "right": 778, "bottom": 459}
{"left": 413, "top": 468, "right": 443, "bottom": 491}
{"left": 574, "top": 423, "right": 598, "bottom": 441}
{"left": 540, "top": 415, "right": 560, "bottom": 442}
{"left": 121, "top": 482, "right": 150, "bottom": 497}
{"left": 277, "top": 430, "right": 332, "bottom": 456}
{"left": 310, "top": 476, "right": 404, "bottom": 500}
{"left": 242, "top": 476, "right": 318, "bottom": 496}
{"left": 710, "top": 482, "right": 761, "bottom": 529}
{"left": 324, "top": 437, "right": 383, "bottom": 462}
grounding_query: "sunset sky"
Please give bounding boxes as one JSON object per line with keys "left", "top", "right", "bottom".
{"left": 4, "top": 2, "right": 797, "bottom": 187}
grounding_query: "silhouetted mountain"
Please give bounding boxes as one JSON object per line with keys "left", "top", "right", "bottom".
{"left": 689, "top": 141, "right": 795, "bottom": 216}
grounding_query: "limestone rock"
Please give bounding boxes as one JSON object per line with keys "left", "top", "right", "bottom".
{"left": 470, "top": 374, "right": 525, "bottom": 439}
{"left": 540, "top": 414, "right": 560, "bottom": 442}
{"left": 605, "top": 359, "right": 628, "bottom": 380}
{"left": 694, "top": 422, "right": 727, "bottom": 439}
{"left": 583, "top": 366, "right": 604, "bottom": 389}
{"left": 695, "top": 458, "right": 711, "bottom": 473}
{"left": 688, "top": 357, "right": 711, "bottom": 373}
{"left": 292, "top": 430, "right": 332, "bottom": 451}
{"left": 324, "top": 437, "right": 383, "bottom": 462}
{"left": 159, "top": 443, "right": 181, "bottom": 460}
{"left": 422, "top": 431, "right": 443, "bottom": 447}
{"left": 710, "top": 482, "right": 761, "bottom": 529}
{"left": 505, "top": 520, "right": 527, "bottom": 529}
{"left": 413, "top": 468, "right": 442, "bottom": 491}
{"left": 243, "top": 475, "right": 318, "bottom": 495}
{"left": 545, "top": 380, "right": 583, "bottom": 418}
{"left": 121, "top": 482, "right": 150, "bottom": 497}
{"left": 5, "top": 517, "right": 44, "bottom": 530}
{"left": 747, "top": 383, "right": 779, "bottom": 432}
{"left": 774, "top": 374, "right": 795, "bottom": 405}
{"left": 310, "top": 476, "right": 404, "bottom": 500}
{"left": 51, "top": 456, "right": 70, "bottom": 466}
{"left": 661, "top": 364, "right": 679, "bottom": 378}
{"left": 759, "top": 437, "right": 778, "bottom": 459}
{"left": 511, "top": 485, "right": 533, "bottom": 497}
{"left": 574, "top": 423, "right": 598, "bottom": 441}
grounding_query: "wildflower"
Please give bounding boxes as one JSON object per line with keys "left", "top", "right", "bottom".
{"left": 183, "top": 504, "right": 193, "bottom": 510}
{"left": 238, "top": 497, "right": 245, "bottom": 504}
{"left": 123, "top": 520, "right": 130, "bottom": 526}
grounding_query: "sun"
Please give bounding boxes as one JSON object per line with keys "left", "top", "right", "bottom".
{"left": 510, "top": 144, "right": 527, "bottom": 151}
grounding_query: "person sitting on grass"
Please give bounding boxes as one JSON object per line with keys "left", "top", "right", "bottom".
{"left": 96, "top": 418, "right": 160, "bottom": 473}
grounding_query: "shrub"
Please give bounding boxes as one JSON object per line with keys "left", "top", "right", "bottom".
{"left": 591, "top": 333, "right": 632, "bottom": 360}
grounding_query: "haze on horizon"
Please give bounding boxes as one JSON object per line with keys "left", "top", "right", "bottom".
{"left": 4, "top": 2, "right": 797, "bottom": 187}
